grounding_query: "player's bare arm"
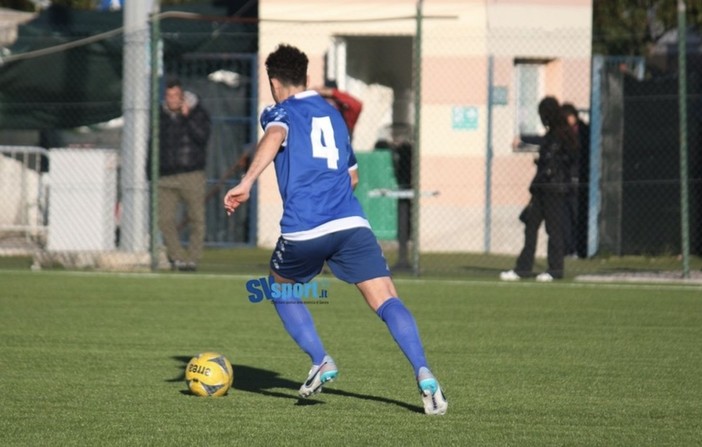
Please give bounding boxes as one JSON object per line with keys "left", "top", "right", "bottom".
{"left": 349, "top": 167, "right": 359, "bottom": 190}
{"left": 223, "top": 126, "right": 286, "bottom": 215}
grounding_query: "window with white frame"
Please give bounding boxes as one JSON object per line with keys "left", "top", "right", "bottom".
{"left": 513, "top": 59, "right": 548, "bottom": 139}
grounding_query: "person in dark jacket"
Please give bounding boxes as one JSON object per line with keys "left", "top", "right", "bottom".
{"left": 501, "top": 96, "right": 578, "bottom": 281}
{"left": 561, "top": 102, "right": 590, "bottom": 259}
{"left": 157, "top": 78, "right": 211, "bottom": 271}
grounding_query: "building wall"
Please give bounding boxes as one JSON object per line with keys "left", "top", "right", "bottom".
{"left": 0, "top": 7, "right": 34, "bottom": 47}
{"left": 257, "top": 0, "right": 592, "bottom": 255}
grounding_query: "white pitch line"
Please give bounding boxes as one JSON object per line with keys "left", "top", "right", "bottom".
{"left": 2, "top": 269, "right": 701, "bottom": 292}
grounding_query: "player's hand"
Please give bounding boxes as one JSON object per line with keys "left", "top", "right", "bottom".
{"left": 224, "top": 185, "right": 250, "bottom": 216}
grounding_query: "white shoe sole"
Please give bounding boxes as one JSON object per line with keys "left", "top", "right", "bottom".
{"left": 421, "top": 386, "right": 448, "bottom": 415}
{"left": 298, "top": 359, "right": 338, "bottom": 398}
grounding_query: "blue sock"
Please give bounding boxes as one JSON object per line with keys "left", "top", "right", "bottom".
{"left": 273, "top": 299, "right": 326, "bottom": 365}
{"left": 376, "top": 297, "right": 428, "bottom": 376}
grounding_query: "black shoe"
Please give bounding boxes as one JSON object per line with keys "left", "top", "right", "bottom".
{"left": 171, "top": 260, "right": 192, "bottom": 271}
{"left": 178, "top": 261, "right": 197, "bottom": 272}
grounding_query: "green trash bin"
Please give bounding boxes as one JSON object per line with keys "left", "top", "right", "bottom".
{"left": 354, "top": 151, "right": 398, "bottom": 240}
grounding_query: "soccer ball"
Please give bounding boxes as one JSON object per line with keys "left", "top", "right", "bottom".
{"left": 185, "top": 352, "right": 234, "bottom": 397}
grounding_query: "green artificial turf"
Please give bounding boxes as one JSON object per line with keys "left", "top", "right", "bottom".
{"left": 0, "top": 270, "right": 700, "bottom": 446}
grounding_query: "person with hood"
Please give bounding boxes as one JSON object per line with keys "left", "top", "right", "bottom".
{"left": 156, "top": 77, "right": 211, "bottom": 271}
{"left": 501, "top": 96, "right": 578, "bottom": 281}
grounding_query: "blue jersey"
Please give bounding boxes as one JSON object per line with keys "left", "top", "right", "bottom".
{"left": 260, "top": 91, "right": 368, "bottom": 240}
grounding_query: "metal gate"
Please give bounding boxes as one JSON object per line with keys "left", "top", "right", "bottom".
{"left": 166, "top": 52, "right": 259, "bottom": 247}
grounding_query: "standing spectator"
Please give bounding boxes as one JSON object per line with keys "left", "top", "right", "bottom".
{"left": 156, "top": 77, "right": 211, "bottom": 271}
{"left": 314, "top": 81, "right": 363, "bottom": 136}
{"left": 501, "top": 96, "right": 578, "bottom": 281}
{"left": 561, "top": 102, "right": 591, "bottom": 259}
{"left": 373, "top": 137, "right": 413, "bottom": 270}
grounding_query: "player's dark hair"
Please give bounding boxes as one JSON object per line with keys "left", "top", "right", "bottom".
{"left": 265, "top": 44, "right": 308, "bottom": 86}
{"left": 561, "top": 102, "right": 578, "bottom": 119}
{"left": 538, "top": 96, "right": 561, "bottom": 128}
{"left": 165, "top": 77, "right": 182, "bottom": 90}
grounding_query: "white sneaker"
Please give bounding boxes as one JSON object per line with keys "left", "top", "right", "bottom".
{"left": 298, "top": 355, "right": 338, "bottom": 398}
{"left": 500, "top": 270, "right": 521, "bottom": 281}
{"left": 535, "top": 272, "right": 554, "bottom": 282}
{"left": 417, "top": 367, "right": 448, "bottom": 415}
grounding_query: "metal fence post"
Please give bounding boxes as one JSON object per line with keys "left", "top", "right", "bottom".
{"left": 678, "top": 0, "right": 691, "bottom": 279}
{"left": 120, "top": 0, "right": 152, "bottom": 254}
{"left": 484, "top": 55, "right": 494, "bottom": 253}
{"left": 411, "top": 0, "right": 423, "bottom": 276}
{"left": 149, "top": 4, "right": 161, "bottom": 271}
{"left": 588, "top": 55, "right": 604, "bottom": 258}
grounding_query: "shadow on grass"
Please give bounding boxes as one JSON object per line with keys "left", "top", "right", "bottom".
{"left": 169, "top": 356, "right": 422, "bottom": 413}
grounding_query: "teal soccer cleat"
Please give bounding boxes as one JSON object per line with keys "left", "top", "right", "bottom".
{"left": 298, "top": 355, "right": 338, "bottom": 398}
{"left": 417, "top": 367, "right": 448, "bottom": 415}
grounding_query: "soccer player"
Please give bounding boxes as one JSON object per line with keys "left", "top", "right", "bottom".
{"left": 223, "top": 44, "right": 447, "bottom": 415}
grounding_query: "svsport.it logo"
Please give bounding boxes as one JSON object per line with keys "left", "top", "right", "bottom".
{"left": 246, "top": 276, "right": 330, "bottom": 303}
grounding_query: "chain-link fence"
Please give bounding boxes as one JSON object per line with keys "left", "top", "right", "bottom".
{"left": 1, "top": 6, "right": 700, "bottom": 279}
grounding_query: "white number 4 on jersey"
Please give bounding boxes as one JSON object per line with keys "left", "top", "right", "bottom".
{"left": 311, "top": 116, "right": 340, "bottom": 169}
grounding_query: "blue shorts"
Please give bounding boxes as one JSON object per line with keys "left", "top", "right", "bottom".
{"left": 270, "top": 227, "right": 390, "bottom": 284}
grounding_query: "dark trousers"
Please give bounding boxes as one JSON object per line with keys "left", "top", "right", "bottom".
{"left": 576, "top": 182, "right": 589, "bottom": 258}
{"left": 515, "top": 191, "right": 566, "bottom": 278}
{"left": 396, "top": 198, "right": 411, "bottom": 268}
{"left": 563, "top": 187, "right": 578, "bottom": 256}
{"left": 158, "top": 170, "right": 206, "bottom": 264}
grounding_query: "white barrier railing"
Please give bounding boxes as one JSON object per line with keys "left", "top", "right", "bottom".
{"left": 0, "top": 146, "right": 49, "bottom": 253}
